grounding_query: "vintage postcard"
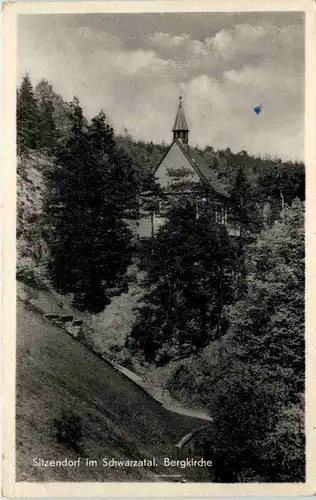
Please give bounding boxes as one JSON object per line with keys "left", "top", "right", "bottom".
{"left": 2, "top": 0, "right": 316, "bottom": 497}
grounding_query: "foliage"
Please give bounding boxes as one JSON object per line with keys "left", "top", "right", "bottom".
{"left": 16, "top": 260, "right": 47, "bottom": 290}
{"left": 116, "top": 134, "right": 168, "bottom": 191}
{"left": 17, "top": 75, "right": 75, "bottom": 154}
{"left": 202, "top": 147, "right": 305, "bottom": 218}
{"left": 44, "top": 103, "right": 136, "bottom": 313}
{"left": 166, "top": 166, "right": 195, "bottom": 179}
{"left": 17, "top": 74, "right": 40, "bottom": 152}
{"left": 203, "top": 200, "right": 305, "bottom": 482}
{"left": 260, "top": 402, "right": 305, "bottom": 482}
{"left": 258, "top": 160, "right": 305, "bottom": 206}
{"left": 204, "top": 362, "right": 293, "bottom": 482}
{"left": 230, "top": 164, "right": 264, "bottom": 236}
{"left": 35, "top": 79, "right": 73, "bottom": 141}
{"left": 54, "top": 412, "right": 83, "bottom": 452}
{"left": 35, "top": 80, "right": 58, "bottom": 151}
{"left": 226, "top": 199, "right": 305, "bottom": 396}
{"left": 128, "top": 200, "right": 238, "bottom": 364}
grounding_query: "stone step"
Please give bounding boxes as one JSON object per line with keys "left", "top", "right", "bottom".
{"left": 58, "top": 315, "right": 74, "bottom": 323}
{"left": 72, "top": 319, "right": 83, "bottom": 326}
{"left": 43, "top": 313, "right": 60, "bottom": 320}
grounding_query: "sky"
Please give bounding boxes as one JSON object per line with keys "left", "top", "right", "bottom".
{"left": 18, "top": 12, "right": 305, "bottom": 161}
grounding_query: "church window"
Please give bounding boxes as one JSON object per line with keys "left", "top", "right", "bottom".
{"left": 154, "top": 199, "right": 170, "bottom": 216}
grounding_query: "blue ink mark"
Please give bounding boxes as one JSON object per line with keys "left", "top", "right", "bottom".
{"left": 254, "top": 103, "right": 263, "bottom": 115}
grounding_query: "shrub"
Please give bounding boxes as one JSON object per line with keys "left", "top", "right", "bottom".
{"left": 16, "top": 261, "right": 47, "bottom": 290}
{"left": 54, "top": 412, "right": 83, "bottom": 452}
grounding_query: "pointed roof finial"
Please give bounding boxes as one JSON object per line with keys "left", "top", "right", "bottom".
{"left": 173, "top": 95, "right": 189, "bottom": 132}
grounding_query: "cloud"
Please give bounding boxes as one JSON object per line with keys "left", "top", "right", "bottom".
{"left": 18, "top": 16, "right": 304, "bottom": 161}
{"left": 147, "top": 21, "right": 303, "bottom": 73}
{"left": 149, "top": 32, "right": 208, "bottom": 58}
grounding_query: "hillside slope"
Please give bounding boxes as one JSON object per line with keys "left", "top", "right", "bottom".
{"left": 16, "top": 297, "right": 207, "bottom": 482}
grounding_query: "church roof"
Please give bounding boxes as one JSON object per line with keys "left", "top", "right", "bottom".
{"left": 176, "top": 140, "right": 228, "bottom": 198}
{"left": 172, "top": 97, "right": 189, "bottom": 132}
{"left": 152, "top": 139, "right": 228, "bottom": 198}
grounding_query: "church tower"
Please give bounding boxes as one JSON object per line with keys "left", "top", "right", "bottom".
{"left": 172, "top": 96, "right": 189, "bottom": 149}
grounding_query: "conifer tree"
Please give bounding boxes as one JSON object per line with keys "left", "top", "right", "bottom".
{"left": 230, "top": 164, "right": 263, "bottom": 236}
{"left": 39, "top": 98, "right": 57, "bottom": 151}
{"left": 35, "top": 79, "right": 74, "bottom": 141}
{"left": 35, "top": 80, "right": 58, "bottom": 151}
{"left": 45, "top": 100, "right": 135, "bottom": 313}
{"left": 17, "top": 74, "right": 40, "bottom": 151}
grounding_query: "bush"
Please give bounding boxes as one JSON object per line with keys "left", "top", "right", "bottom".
{"left": 54, "top": 412, "right": 83, "bottom": 452}
{"left": 115, "top": 348, "right": 135, "bottom": 370}
{"left": 204, "top": 362, "right": 292, "bottom": 482}
{"left": 16, "top": 261, "right": 47, "bottom": 290}
{"left": 260, "top": 403, "right": 305, "bottom": 482}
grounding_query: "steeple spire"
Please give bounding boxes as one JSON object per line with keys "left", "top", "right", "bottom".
{"left": 172, "top": 96, "right": 189, "bottom": 148}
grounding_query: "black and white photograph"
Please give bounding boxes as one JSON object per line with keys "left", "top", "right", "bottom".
{"left": 3, "top": 0, "right": 315, "bottom": 495}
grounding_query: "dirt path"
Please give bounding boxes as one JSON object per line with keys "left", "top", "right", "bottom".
{"left": 114, "top": 364, "right": 212, "bottom": 422}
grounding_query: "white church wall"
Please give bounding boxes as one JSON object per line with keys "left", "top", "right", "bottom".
{"left": 138, "top": 215, "right": 153, "bottom": 238}
{"left": 155, "top": 142, "right": 199, "bottom": 188}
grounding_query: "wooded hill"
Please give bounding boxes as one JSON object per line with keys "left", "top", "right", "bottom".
{"left": 17, "top": 74, "right": 305, "bottom": 482}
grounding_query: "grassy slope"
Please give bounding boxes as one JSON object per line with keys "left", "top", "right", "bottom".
{"left": 16, "top": 298, "right": 205, "bottom": 482}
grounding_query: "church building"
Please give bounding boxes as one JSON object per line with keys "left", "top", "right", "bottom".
{"left": 137, "top": 96, "right": 234, "bottom": 239}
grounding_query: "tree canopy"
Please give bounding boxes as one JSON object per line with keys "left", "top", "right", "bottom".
{"left": 129, "top": 198, "right": 238, "bottom": 364}
{"left": 203, "top": 200, "right": 305, "bottom": 482}
{"left": 44, "top": 103, "right": 136, "bottom": 313}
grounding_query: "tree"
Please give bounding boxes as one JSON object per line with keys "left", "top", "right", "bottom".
{"left": 115, "top": 134, "right": 168, "bottom": 191}
{"left": 201, "top": 146, "right": 305, "bottom": 217}
{"left": 226, "top": 199, "right": 305, "bottom": 396}
{"left": 228, "top": 164, "right": 264, "bottom": 296}
{"left": 203, "top": 200, "right": 305, "bottom": 482}
{"left": 230, "top": 164, "right": 263, "bottom": 236}
{"left": 204, "top": 362, "right": 292, "bottom": 482}
{"left": 88, "top": 112, "right": 139, "bottom": 211}
{"left": 260, "top": 401, "right": 305, "bottom": 482}
{"left": 35, "top": 79, "right": 74, "bottom": 145}
{"left": 17, "top": 74, "right": 40, "bottom": 151}
{"left": 45, "top": 101, "right": 135, "bottom": 313}
{"left": 129, "top": 200, "right": 237, "bottom": 364}
{"left": 37, "top": 95, "right": 57, "bottom": 151}
{"left": 258, "top": 161, "right": 305, "bottom": 210}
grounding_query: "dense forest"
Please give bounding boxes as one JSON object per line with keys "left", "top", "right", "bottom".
{"left": 17, "top": 73, "right": 305, "bottom": 482}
